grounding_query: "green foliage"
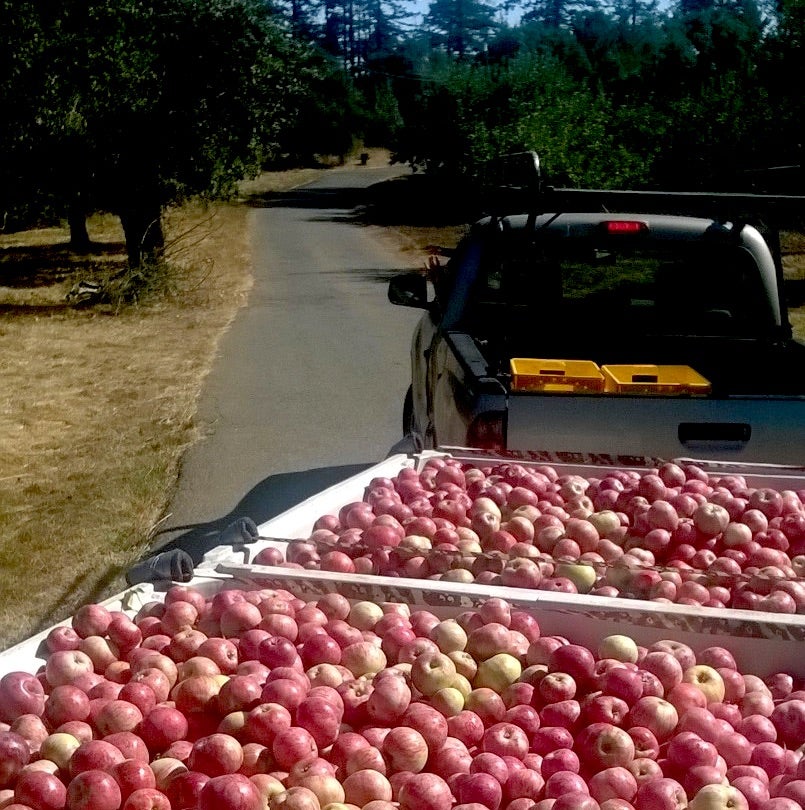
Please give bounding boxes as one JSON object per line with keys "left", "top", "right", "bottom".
{"left": 390, "top": 51, "right": 660, "bottom": 188}
{"left": 0, "top": 1, "right": 55, "bottom": 229}
{"left": 389, "top": 0, "right": 800, "bottom": 195}
{"left": 269, "top": 48, "right": 362, "bottom": 164}
{"left": 426, "top": 0, "right": 502, "bottom": 58}
{"left": 0, "top": 0, "right": 364, "bottom": 264}
{"left": 1, "top": 0, "right": 802, "bottom": 242}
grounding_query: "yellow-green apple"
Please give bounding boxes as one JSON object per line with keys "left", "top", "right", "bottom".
{"left": 473, "top": 654, "right": 522, "bottom": 692}
{"left": 688, "top": 783, "right": 749, "bottom": 810}
{"left": 554, "top": 562, "right": 597, "bottom": 593}
{"left": 430, "top": 620, "right": 468, "bottom": 654}
{"left": 348, "top": 602, "right": 384, "bottom": 631}
{"left": 598, "top": 635, "right": 639, "bottom": 664}
{"left": 38, "top": 732, "right": 81, "bottom": 771}
{"left": 683, "top": 666, "right": 726, "bottom": 704}
{"left": 411, "top": 652, "right": 457, "bottom": 697}
{"left": 448, "top": 651, "right": 478, "bottom": 681}
{"left": 430, "top": 687, "right": 465, "bottom": 717}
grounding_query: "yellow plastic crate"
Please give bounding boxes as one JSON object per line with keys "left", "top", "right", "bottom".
{"left": 510, "top": 358, "right": 605, "bottom": 393}
{"left": 601, "top": 364, "right": 712, "bottom": 395}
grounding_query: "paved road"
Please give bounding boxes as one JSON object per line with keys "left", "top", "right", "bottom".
{"left": 157, "top": 163, "right": 423, "bottom": 561}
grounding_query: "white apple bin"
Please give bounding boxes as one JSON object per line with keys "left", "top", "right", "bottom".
{"left": 199, "top": 449, "right": 805, "bottom": 571}
{"left": 2, "top": 450, "right": 803, "bottom": 680}
{"left": 192, "top": 450, "right": 805, "bottom": 676}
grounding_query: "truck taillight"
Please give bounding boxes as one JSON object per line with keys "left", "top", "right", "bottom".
{"left": 604, "top": 220, "right": 648, "bottom": 234}
{"left": 467, "top": 412, "right": 506, "bottom": 452}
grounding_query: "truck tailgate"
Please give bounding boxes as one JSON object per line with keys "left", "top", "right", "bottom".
{"left": 506, "top": 393, "right": 805, "bottom": 465}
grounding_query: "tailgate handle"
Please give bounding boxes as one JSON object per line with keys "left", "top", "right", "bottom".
{"left": 678, "top": 422, "right": 751, "bottom": 446}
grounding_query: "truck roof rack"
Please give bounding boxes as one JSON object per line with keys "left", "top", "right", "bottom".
{"left": 480, "top": 151, "right": 805, "bottom": 224}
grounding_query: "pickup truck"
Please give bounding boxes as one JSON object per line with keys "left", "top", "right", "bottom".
{"left": 388, "top": 156, "right": 805, "bottom": 465}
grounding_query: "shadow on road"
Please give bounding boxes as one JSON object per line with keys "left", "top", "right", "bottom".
{"left": 315, "top": 266, "right": 412, "bottom": 285}
{"left": 243, "top": 174, "right": 474, "bottom": 227}
{"left": 245, "top": 186, "right": 369, "bottom": 211}
{"left": 153, "top": 462, "right": 375, "bottom": 564}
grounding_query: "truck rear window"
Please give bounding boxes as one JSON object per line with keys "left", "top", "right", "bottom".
{"left": 464, "top": 240, "right": 770, "bottom": 339}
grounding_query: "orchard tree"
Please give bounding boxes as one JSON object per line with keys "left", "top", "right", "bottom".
{"left": 0, "top": 1, "right": 52, "bottom": 232}
{"left": 759, "top": 0, "right": 804, "bottom": 166}
{"left": 29, "top": 0, "right": 307, "bottom": 268}
{"left": 274, "top": 45, "right": 363, "bottom": 163}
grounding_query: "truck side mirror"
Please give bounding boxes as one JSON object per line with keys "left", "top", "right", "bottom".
{"left": 388, "top": 273, "right": 429, "bottom": 308}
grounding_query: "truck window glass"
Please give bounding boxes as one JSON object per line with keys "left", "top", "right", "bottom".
{"left": 459, "top": 241, "right": 769, "bottom": 340}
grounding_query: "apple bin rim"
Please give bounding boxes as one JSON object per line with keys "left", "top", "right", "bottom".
{"left": 1, "top": 570, "right": 804, "bottom": 682}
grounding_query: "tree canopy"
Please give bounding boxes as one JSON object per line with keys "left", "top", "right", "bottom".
{"left": 0, "top": 0, "right": 358, "bottom": 264}
{"left": 1, "top": 0, "right": 801, "bottom": 264}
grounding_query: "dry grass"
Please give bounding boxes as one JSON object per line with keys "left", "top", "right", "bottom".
{"left": 782, "top": 230, "right": 805, "bottom": 342}
{"left": 0, "top": 169, "right": 321, "bottom": 651}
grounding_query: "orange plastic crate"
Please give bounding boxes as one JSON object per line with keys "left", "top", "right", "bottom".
{"left": 601, "top": 364, "right": 712, "bottom": 395}
{"left": 510, "top": 358, "right": 605, "bottom": 393}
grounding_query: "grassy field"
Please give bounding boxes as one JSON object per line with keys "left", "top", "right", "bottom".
{"left": 0, "top": 168, "right": 326, "bottom": 650}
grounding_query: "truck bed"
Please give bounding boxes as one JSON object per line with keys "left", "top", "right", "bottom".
{"left": 443, "top": 330, "right": 805, "bottom": 465}
{"left": 474, "top": 331, "right": 805, "bottom": 397}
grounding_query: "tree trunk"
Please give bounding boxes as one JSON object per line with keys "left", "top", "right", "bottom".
{"left": 119, "top": 204, "right": 165, "bottom": 268}
{"left": 68, "top": 197, "right": 91, "bottom": 253}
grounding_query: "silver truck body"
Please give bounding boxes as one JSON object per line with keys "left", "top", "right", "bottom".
{"left": 391, "top": 204, "right": 805, "bottom": 466}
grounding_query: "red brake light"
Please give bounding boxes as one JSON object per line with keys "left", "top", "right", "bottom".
{"left": 604, "top": 220, "right": 648, "bottom": 234}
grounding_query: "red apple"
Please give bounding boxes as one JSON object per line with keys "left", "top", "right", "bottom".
{"left": 342, "top": 769, "right": 394, "bottom": 806}
{"left": 0, "top": 730, "right": 31, "bottom": 788}
{"left": 398, "top": 772, "right": 453, "bottom": 810}
{"left": 0, "top": 673, "right": 46, "bottom": 725}
{"left": 139, "top": 706, "right": 189, "bottom": 754}
{"left": 481, "top": 723, "right": 529, "bottom": 761}
{"left": 382, "top": 727, "right": 429, "bottom": 774}
{"left": 588, "top": 766, "right": 638, "bottom": 804}
{"left": 188, "top": 733, "right": 245, "bottom": 777}
{"left": 633, "top": 777, "right": 687, "bottom": 810}
{"left": 271, "top": 727, "right": 317, "bottom": 772}
{"left": 576, "top": 723, "right": 635, "bottom": 771}
{"left": 111, "top": 759, "right": 157, "bottom": 802}
{"left": 72, "top": 604, "right": 113, "bottom": 639}
{"left": 66, "top": 768, "right": 122, "bottom": 810}
{"left": 198, "top": 773, "right": 261, "bottom": 810}
{"left": 627, "top": 697, "right": 678, "bottom": 742}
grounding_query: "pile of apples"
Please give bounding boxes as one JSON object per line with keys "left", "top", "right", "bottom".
{"left": 1, "top": 588, "right": 804, "bottom": 810}
{"left": 252, "top": 457, "right": 805, "bottom": 614}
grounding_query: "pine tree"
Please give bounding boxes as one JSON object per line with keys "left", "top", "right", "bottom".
{"left": 426, "top": 0, "right": 502, "bottom": 58}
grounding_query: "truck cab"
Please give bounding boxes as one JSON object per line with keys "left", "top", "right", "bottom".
{"left": 389, "top": 157, "right": 805, "bottom": 464}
